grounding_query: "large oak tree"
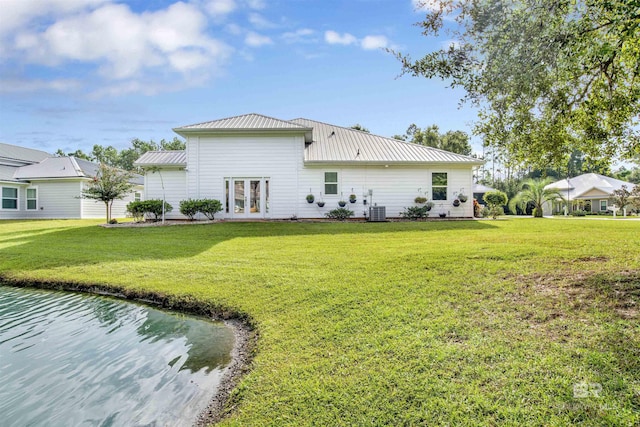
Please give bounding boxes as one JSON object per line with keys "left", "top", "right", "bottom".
{"left": 397, "top": 0, "right": 640, "bottom": 168}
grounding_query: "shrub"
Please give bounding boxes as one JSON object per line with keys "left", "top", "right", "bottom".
{"left": 126, "top": 201, "right": 145, "bottom": 222}
{"left": 484, "top": 190, "right": 508, "bottom": 219}
{"left": 400, "top": 205, "right": 429, "bottom": 220}
{"left": 196, "top": 199, "right": 223, "bottom": 220}
{"left": 108, "top": 218, "right": 118, "bottom": 224}
{"left": 142, "top": 199, "right": 173, "bottom": 221}
{"left": 571, "top": 210, "right": 587, "bottom": 217}
{"left": 326, "top": 207, "right": 354, "bottom": 221}
{"left": 179, "top": 199, "right": 199, "bottom": 220}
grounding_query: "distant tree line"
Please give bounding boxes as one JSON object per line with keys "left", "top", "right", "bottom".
{"left": 56, "top": 137, "right": 185, "bottom": 171}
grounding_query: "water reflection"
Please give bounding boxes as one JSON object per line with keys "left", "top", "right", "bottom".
{"left": 0, "top": 285, "right": 235, "bottom": 426}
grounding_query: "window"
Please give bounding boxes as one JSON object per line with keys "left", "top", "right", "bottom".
{"left": 134, "top": 192, "right": 141, "bottom": 202}
{"left": 324, "top": 172, "right": 338, "bottom": 195}
{"left": 2, "top": 187, "right": 18, "bottom": 209}
{"left": 26, "top": 188, "right": 37, "bottom": 210}
{"left": 432, "top": 172, "right": 448, "bottom": 200}
{"left": 600, "top": 200, "right": 607, "bottom": 211}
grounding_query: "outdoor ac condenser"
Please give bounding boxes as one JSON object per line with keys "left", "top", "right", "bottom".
{"left": 369, "top": 206, "right": 386, "bottom": 222}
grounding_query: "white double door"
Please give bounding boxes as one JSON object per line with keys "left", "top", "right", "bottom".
{"left": 231, "top": 178, "right": 268, "bottom": 218}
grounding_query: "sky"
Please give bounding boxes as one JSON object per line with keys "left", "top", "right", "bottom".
{"left": 0, "top": 0, "right": 482, "bottom": 156}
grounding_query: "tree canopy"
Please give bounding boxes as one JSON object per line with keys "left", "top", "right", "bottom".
{"left": 400, "top": 123, "right": 473, "bottom": 155}
{"left": 57, "top": 137, "right": 185, "bottom": 171}
{"left": 398, "top": 0, "right": 640, "bottom": 168}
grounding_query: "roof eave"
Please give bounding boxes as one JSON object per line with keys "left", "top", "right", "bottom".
{"left": 134, "top": 163, "right": 187, "bottom": 168}
{"left": 303, "top": 160, "right": 485, "bottom": 166}
{"left": 173, "top": 127, "right": 313, "bottom": 142}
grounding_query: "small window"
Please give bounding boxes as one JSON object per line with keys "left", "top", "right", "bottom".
{"left": 600, "top": 200, "right": 607, "bottom": 211}
{"left": 2, "top": 187, "right": 18, "bottom": 209}
{"left": 324, "top": 172, "right": 338, "bottom": 195}
{"left": 26, "top": 188, "right": 37, "bottom": 210}
{"left": 134, "top": 192, "right": 141, "bottom": 202}
{"left": 225, "top": 179, "right": 230, "bottom": 213}
{"left": 432, "top": 172, "right": 448, "bottom": 201}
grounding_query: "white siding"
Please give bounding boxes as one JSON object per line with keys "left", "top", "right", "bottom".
{"left": 2, "top": 180, "right": 83, "bottom": 219}
{"left": 144, "top": 169, "right": 187, "bottom": 219}
{"left": 81, "top": 184, "right": 143, "bottom": 219}
{"left": 186, "top": 134, "right": 304, "bottom": 219}
{"left": 297, "top": 165, "right": 475, "bottom": 219}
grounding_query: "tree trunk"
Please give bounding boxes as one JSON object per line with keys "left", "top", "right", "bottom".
{"left": 105, "top": 202, "right": 110, "bottom": 223}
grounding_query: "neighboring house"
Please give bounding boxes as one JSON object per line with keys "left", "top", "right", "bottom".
{"left": 135, "top": 114, "right": 483, "bottom": 220}
{"left": 543, "top": 173, "right": 636, "bottom": 215}
{"left": 473, "top": 183, "right": 496, "bottom": 205}
{"left": 0, "top": 142, "right": 143, "bottom": 220}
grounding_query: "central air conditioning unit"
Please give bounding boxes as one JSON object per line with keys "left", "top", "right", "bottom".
{"left": 369, "top": 206, "right": 386, "bottom": 222}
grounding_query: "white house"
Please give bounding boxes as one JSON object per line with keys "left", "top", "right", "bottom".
{"left": 0, "top": 143, "right": 143, "bottom": 220}
{"left": 543, "top": 173, "right": 636, "bottom": 215}
{"left": 134, "top": 114, "right": 483, "bottom": 220}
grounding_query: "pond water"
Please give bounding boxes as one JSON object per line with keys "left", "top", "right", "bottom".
{"left": 0, "top": 285, "right": 235, "bottom": 426}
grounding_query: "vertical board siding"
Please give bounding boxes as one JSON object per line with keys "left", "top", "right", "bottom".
{"left": 298, "top": 165, "right": 474, "bottom": 219}
{"left": 144, "top": 169, "right": 187, "bottom": 219}
{"left": 186, "top": 135, "right": 303, "bottom": 219}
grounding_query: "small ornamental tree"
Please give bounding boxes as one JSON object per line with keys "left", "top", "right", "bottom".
{"left": 83, "top": 163, "right": 134, "bottom": 223}
{"left": 483, "top": 190, "right": 508, "bottom": 220}
{"left": 609, "top": 185, "right": 634, "bottom": 213}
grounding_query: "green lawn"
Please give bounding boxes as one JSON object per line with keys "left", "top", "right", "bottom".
{"left": 1, "top": 218, "right": 638, "bottom": 426}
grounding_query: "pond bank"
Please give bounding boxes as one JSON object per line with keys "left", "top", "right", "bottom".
{"left": 0, "top": 277, "right": 257, "bottom": 426}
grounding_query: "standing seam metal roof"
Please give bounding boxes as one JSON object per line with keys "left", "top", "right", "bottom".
{"left": 134, "top": 151, "right": 187, "bottom": 166}
{"left": 291, "top": 118, "right": 483, "bottom": 164}
{"left": 175, "top": 113, "right": 310, "bottom": 131}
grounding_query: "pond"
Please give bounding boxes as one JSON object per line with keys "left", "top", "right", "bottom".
{"left": 0, "top": 285, "right": 235, "bottom": 426}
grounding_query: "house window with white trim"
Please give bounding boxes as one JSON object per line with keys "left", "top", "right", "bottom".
{"left": 26, "top": 187, "right": 37, "bottom": 210}
{"left": 432, "top": 173, "right": 448, "bottom": 200}
{"left": 324, "top": 172, "right": 338, "bottom": 195}
{"left": 2, "top": 187, "right": 18, "bottom": 209}
{"left": 134, "top": 191, "right": 141, "bottom": 202}
{"left": 600, "top": 200, "right": 607, "bottom": 211}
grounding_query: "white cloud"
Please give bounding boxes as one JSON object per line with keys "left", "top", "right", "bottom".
{"left": 248, "top": 12, "right": 277, "bottom": 29}
{"left": 0, "top": 78, "right": 83, "bottom": 93}
{"left": 282, "top": 28, "right": 315, "bottom": 44}
{"left": 204, "top": 0, "right": 237, "bottom": 16}
{"left": 412, "top": 0, "right": 443, "bottom": 12}
{"left": 8, "top": 1, "right": 231, "bottom": 84}
{"left": 442, "top": 39, "right": 461, "bottom": 50}
{"left": 245, "top": 32, "right": 273, "bottom": 47}
{"left": 245, "top": 0, "right": 266, "bottom": 9}
{"left": 361, "top": 35, "right": 389, "bottom": 50}
{"left": 324, "top": 31, "right": 357, "bottom": 46}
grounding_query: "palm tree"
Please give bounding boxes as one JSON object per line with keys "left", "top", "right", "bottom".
{"left": 509, "top": 178, "right": 563, "bottom": 217}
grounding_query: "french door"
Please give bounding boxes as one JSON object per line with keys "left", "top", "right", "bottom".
{"left": 227, "top": 178, "right": 269, "bottom": 218}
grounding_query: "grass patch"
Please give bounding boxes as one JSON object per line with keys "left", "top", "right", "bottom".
{"left": 1, "top": 218, "right": 639, "bottom": 426}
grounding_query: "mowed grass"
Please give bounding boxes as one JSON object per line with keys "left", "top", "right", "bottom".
{"left": 0, "top": 218, "right": 638, "bottom": 426}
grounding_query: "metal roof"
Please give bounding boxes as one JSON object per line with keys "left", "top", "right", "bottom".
{"left": 0, "top": 142, "right": 51, "bottom": 166}
{"left": 13, "top": 156, "right": 143, "bottom": 185}
{"left": 291, "top": 118, "right": 484, "bottom": 164}
{"left": 545, "top": 173, "right": 635, "bottom": 199}
{"left": 175, "top": 113, "right": 310, "bottom": 131}
{"left": 134, "top": 150, "right": 187, "bottom": 167}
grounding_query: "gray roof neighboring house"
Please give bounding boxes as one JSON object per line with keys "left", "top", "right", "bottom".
{"left": 163, "top": 114, "right": 483, "bottom": 166}
{"left": 12, "top": 156, "right": 143, "bottom": 185}
{"left": 473, "top": 183, "right": 496, "bottom": 194}
{"left": 545, "top": 173, "right": 635, "bottom": 200}
{"left": 134, "top": 151, "right": 187, "bottom": 167}
{"left": 0, "top": 142, "right": 51, "bottom": 167}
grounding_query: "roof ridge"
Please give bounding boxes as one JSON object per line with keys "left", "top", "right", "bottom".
{"left": 177, "top": 113, "right": 309, "bottom": 129}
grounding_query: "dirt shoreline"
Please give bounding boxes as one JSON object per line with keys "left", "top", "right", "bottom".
{"left": 0, "top": 278, "right": 257, "bottom": 427}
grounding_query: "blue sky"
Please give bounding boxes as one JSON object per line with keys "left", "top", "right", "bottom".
{"left": 0, "top": 0, "right": 481, "bottom": 156}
